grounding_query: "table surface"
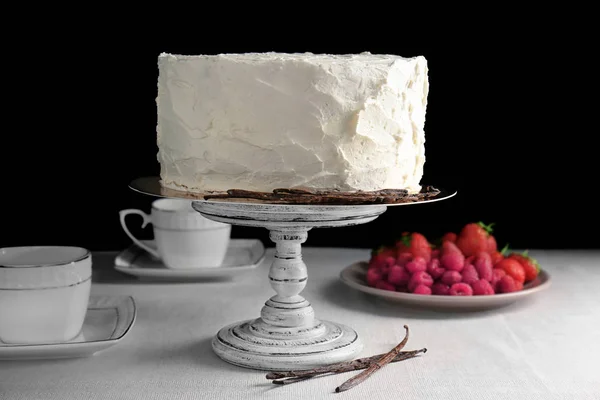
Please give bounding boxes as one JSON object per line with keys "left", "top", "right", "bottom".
{"left": 1, "top": 247, "right": 599, "bottom": 400}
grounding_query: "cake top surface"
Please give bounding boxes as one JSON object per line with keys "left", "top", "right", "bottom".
{"left": 158, "top": 51, "right": 421, "bottom": 66}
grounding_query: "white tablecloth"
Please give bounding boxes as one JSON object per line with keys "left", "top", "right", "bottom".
{"left": 1, "top": 248, "right": 599, "bottom": 399}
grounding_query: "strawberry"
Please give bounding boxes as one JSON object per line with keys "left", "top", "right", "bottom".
{"left": 442, "top": 232, "right": 457, "bottom": 243}
{"left": 487, "top": 234, "right": 498, "bottom": 253}
{"left": 491, "top": 243, "right": 509, "bottom": 265}
{"left": 455, "top": 222, "right": 495, "bottom": 257}
{"left": 508, "top": 251, "right": 540, "bottom": 282}
{"left": 395, "top": 232, "right": 432, "bottom": 262}
{"left": 495, "top": 258, "right": 526, "bottom": 284}
{"left": 490, "top": 251, "right": 504, "bottom": 266}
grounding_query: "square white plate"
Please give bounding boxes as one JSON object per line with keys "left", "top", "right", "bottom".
{"left": 0, "top": 295, "right": 136, "bottom": 360}
{"left": 114, "top": 238, "right": 266, "bottom": 280}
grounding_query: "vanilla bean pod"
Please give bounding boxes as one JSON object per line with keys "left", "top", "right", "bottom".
{"left": 267, "top": 348, "right": 426, "bottom": 381}
{"left": 270, "top": 349, "right": 426, "bottom": 385}
{"left": 335, "top": 325, "right": 411, "bottom": 393}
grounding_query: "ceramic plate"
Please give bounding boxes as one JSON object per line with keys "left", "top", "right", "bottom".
{"left": 340, "top": 261, "right": 551, "bottom": 311}
{"left": 0, "top": 295, "right": 136, "bottom": 360}
{"left": 114, "top": 239, "right": 266, "bottom": 280}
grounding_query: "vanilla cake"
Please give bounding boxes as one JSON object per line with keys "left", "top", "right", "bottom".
{"left": 156, "top": 52, "right": 429, "bottom": 194}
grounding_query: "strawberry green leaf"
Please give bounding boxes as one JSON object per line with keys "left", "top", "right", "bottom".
{"left": 401, "top": 235, "right": 412, "bottom": 247}
{"left": 371, "top": 246, "right": 384, "bottom": 256}
{"left": 477, "top": 221, "right": 495, "bottom": 235}
{"left": 500, "top": 243, "right": 510, "bottom": 255}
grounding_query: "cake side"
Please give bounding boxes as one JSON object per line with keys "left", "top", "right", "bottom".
{"left": 156, "top": 52, "right": 429, "bottom": 194}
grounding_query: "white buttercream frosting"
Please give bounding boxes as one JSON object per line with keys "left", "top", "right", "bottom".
{"left": 156, "top": 52, "right": 429, "bottom": 193}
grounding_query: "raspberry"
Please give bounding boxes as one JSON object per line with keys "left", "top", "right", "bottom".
{"left": 490, "top": 268, "right": 506, "bottom": 293}
{"left": 440, "top": 251, "right": 465, "bottom": 272}
{"left": 405, "top": 257, "right": 427, "bottom": 274}
{"left": 366, "top": 268, "right": 383, "bottom": 287}
{"left": 431, "top": 249, "right": 440, "bottom": 259}
{"left": 396, "top": 252, "right": 413, "bottom": 267}
{"left": 375, "top": 280, "right": 396, "bottom": 291}
{"left": 497, "top": 275, "right": 517, "bottom": 293}
{"left": 431, "top": 282, "right": 450, "bottom": 295}
{"left": 490, "top": 268, "right": 506, "bottom": 289}
{"left": 408, "top": 271, "right": 434, "bottom": 292}
{"left": 449, "top": 282, "right": 473, "bottom": 296}
{"left": 461, "top": 263, "right": 479, "bottom": 286}
{"left": 474, "top": 251, "right": 493, "bottom": 281}
{"left": 380, "top": 256, "right": 396, "bottom": 276}
{"left": 426, "top": 258, "right": 445, "bottom": 280}
{"left": 387, "top": 265, "right": 410, "bottom": 286}
{"left": 440, "top": 270, "right": 462, "bottom": 286}
{"left": 368, "top": 247, "right": 395, "bottom": 269}
{"left": 369, "top": 248, "right": 396, "bottom": 269}
{"left": 472, "top": 279, "right": 494, "bottom": 295}
{"left": 368, "top": 257, "right": 385, "bottom": 270}
{"left": 412, "top": 284, "right": 432, "bottom": 295}
{"left": 441, "top": 240, "right": 462, "bottom": 255}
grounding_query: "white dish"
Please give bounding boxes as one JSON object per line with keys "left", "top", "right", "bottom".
{"left": 114, "top": 239, "right": 266, "bottom": 280}
{"left": 340, "top": 261, "right": 551, "bottom": 311}
{"left": 0, "top": 295, "right": 136, "bottom": 360}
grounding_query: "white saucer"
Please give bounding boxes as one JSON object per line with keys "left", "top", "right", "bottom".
{"left": 114, "top": 239, "right": 266, "bottom": 280}
{"left": 340, "top": 261, "right": 551, "bottom": 311}
{"left": 0, "top": 295, "right": 136, "bottom": 360}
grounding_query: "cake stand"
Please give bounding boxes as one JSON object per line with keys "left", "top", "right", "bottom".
{"left": 129, "top": 177, "right": 456, "bottom": 371}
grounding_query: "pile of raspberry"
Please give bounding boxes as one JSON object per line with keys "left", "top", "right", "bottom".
{"left": 366, "top": 223, "right": 539, "bottom": 296}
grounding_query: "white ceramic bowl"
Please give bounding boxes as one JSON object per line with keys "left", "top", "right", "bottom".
{"left": 0, "top": 246, "right": 92, "bottom": 344}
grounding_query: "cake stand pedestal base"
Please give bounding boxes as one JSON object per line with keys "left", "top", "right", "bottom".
{"left": 128, "top": 176, "right": 456, "bottom": 371}
{"left": 191, "top": 201, "right": 387, "bottom": 371}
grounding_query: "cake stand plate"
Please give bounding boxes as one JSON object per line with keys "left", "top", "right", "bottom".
{"left": 129, "top": 177, "right": 456, "bottom": 371}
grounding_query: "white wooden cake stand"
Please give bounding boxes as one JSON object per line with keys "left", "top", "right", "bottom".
{"left": 129, "top": 177, "right": 456, "bottom": 371}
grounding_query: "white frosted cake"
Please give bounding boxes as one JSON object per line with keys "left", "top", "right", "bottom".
{"left": 156, "top": 52, "right": 429, "bottom": 194}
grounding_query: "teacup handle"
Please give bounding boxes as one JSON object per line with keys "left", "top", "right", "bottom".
{"left": 118, "top": 209, "right": 161, "bottom": 259}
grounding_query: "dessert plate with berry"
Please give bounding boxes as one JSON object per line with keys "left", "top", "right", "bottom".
{"left": 340, "top": 222, "right": 551, "bottom": 311}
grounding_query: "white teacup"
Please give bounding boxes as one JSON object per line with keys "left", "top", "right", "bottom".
{"left": 0, "top": 246, "right": 92, "bottom": 344}
{"left": 119, "top": 199, "right": 231, "bottom": 269}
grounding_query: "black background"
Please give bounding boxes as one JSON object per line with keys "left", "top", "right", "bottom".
{"left": 0, "top": 12, "right": 595, "bottom": 252}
